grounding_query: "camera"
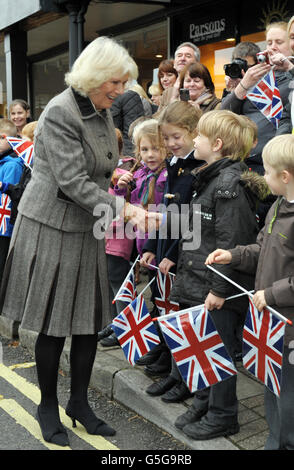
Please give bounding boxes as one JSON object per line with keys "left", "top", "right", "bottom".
{"left": 256, "top": 51, "right": 270, "bottom": 64}
{"left": 179, "top": 88, "right": 190, "bottom": 101}
{"left": 223, "top": 58, "right": 248, "bottom": 79}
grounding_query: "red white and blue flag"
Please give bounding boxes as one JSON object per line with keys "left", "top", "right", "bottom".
{"left": 247, "top": 70, "right": 283, "bottom": 129}
{"left": 155, "top": 271, "right": 179, "bottom": 316}
{"left": 0, "top": 194, "right": 11, "bottom": 235}
{"left": 157, "top": 305, "right": 237, "bottom": 392}
{"left": 114, "top": 267, "right": 137, "bottom": 304}
{"left": 242, "top": 298, "right": 285, "bottom": 396}
{"left": 6, "top": 137, "right": 34, "bottom": 168}
{"left": 112, "top": 295, "right": 161, "bottom": 365}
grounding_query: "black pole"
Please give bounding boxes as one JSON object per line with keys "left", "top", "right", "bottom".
{"left": 77, "top": 0, "right": 90, "bottom": 56}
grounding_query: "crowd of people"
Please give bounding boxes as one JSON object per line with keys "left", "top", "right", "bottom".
{"left": 0, "top": 15, "right": 294, "bottom": 450}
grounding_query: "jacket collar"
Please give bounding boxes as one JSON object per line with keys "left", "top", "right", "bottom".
{"left": 71, "top": 87, "right": 107, "bottom": 119}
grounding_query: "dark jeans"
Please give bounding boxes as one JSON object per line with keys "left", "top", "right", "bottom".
{"left": 0, "top": 236, "right": 10, "bottom": 285}
{"left": 264, "top": 345, "right": 294, "bottom": 450}
{"left": 191, "top": 305, "right": 247, "bottom": 425}
{"left": 107, "top": 254, "right": 130, "bottom": 318}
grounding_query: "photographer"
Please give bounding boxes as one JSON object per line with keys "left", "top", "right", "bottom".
{"left": 222, "top": 41, "right": 261, "bottom": 98}
{"left": 221, "top": 25, "right": 292, "bottom": 175}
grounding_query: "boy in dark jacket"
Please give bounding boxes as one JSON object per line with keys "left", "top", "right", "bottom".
{"left": 206, "top": 134, "right": 294, "bottom": 449}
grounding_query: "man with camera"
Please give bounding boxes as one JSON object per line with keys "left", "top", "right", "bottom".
{"left": 221, "top": 40, "right": 292, "bottom": 175}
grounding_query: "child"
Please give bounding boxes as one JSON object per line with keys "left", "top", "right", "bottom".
{"left": 114, "top": 119, "right": 168, "bottom": 258}
{"left": 206, "top": 134, "right": 294, "bottom": 449}
{"left": 150, "top": 109, "right": 267, "bottom": 439}
{"left": 140, "top": 101, "right": 205, "bottom": 402}
{"left": 100, "top": 120, "right": 168, "bottom": 346}
{"left": 99, "top": 128, "right": 138, "bottom": 347}
{"left": 0, "top": 119, "right": 24, "bottom": 282}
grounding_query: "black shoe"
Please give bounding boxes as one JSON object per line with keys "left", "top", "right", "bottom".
{"left": 182, "top": 417, "right": 239, "bottom": 440}
{"left": 135, "top": 344, "right": 165, "bottom": 366}
{"left": 175, "top": 405, "right": 208, "bottom": 430}
{"left": 36, "top": 405, "right": 69, "bottom": 447}
{"left": 66, "top": 400, "right": 116, "bottom": 436}
{"left": 146, "top": 375, "right": 178, "bottom": 396}
{"left": 100, "top": 333, "right": 119, "bottom": 347}
{"left": 143, "top": 350, "right": 171, "bottom": 376}
{"left": 98, "top": 324, "right": 113, "bottom": 341}
{"left": 161, "top": 381, "right": 193, "bottom": 403}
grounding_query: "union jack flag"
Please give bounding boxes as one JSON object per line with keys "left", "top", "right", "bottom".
{"left": 114, "top": 267, "right": 137, "bottom": 304}
{"left": 112, "top": 295, "right": 161, "bottom": 365}
{"left": 247, "top": 70, "right": 283, "bottom": 129}
{"left": 6, "top": 137, "right": 34, "bottom": 167}
{"left": 0, "top": 194, "right": 11, "bottom": 235}
{"left": 158, "top": 305, "right": 237, "bottom": 392}
{"left": 154, "top": 271, "right": 179, "bottom": 316}
{"left": 242, "top": 298, "right": 285, "bottom": 396}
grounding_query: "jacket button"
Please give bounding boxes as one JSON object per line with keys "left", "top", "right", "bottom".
{"left": 105, "top": 171, "right": 111, "bottom": 178}
{"left": 187, "top": 260, "right": 192, "bottom": 266}
{"left": 107, "top": 152, "right": 113, "bottom": 159}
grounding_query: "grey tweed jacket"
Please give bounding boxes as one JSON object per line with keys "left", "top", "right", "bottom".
{"left": 18, "top": 87, "right": 124, "bottom": 232}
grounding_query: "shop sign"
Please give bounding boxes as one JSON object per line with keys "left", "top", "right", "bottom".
{"left": 189, "top": 18, "right": 227, "bottom": 44}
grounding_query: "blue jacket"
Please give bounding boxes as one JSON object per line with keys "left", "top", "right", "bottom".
{"left": 0, "top": 150, "right": 24, "bottom": 237}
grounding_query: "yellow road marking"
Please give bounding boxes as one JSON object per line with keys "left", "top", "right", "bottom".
{"left": 0, "top": 363, "right": 118, "bottom": 450}
{"left": 9, "top": 362, "right": 36, "bottom": 370}
{"left": 0, "top": 399, "right": 70, "bottom": 450}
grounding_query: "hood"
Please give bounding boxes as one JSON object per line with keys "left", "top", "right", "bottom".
{"left": 240, "top": 170, "right": 270, "bottom": 201}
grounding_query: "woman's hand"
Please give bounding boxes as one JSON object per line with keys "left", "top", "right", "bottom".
{"left": 205, "top": 249, "right": 232, "bottom": 265}
{"left": 252, "top": 290, "right": 267, "bottom": 311}
{"left": 268, "top": 52, "right": 294, "bottom": 71}
{"left": 140, "top": 251, "right": 156, "bottom": 268}
{"left": 117, "top": 171, "right": 133, "bottom": 189}
{"left": 123, "top": 204, "right": 162, "bottom": 233}
{"left": 158, "top": 257, "right": 176, "bottom": 275}
{"left": 234, "top": 63, "right": 271, "bottom": 99}
{"left": 205, "top": 292, "right": 225, "bottom": 311}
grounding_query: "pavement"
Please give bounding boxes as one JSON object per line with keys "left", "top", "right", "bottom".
{"left": 0, "top": 272, "right": 269, "bottom": 451}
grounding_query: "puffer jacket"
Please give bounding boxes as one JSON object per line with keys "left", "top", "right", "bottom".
{"left": 230, "top": 196, "right": 294, "bottom": 344}
{"left": 169, "top": 158, "right": 268, "bottom": 306}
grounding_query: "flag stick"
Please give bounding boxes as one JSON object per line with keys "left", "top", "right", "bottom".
{"left": 136, "top": 276, "right": 156, "bottom": 299}
{"left": 147, "top": 263, "right": 176, "bottom": 276}
{"left": 155, "top": 290, "right": 254, "bottom": 322}
{"left": 112, "top": 254, "right": 140, "bottom": 304}
{"left": 207, "top": 265, "right": 292, "bottom": 326}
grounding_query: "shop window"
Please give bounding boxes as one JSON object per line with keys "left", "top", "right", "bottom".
{"left": 32, "top": 52, "right": 69, "bottom": 119}
{"left": 0, "top": 42, "right": 6, "bottom": 117}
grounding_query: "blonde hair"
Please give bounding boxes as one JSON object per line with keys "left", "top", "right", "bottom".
{"left": 196, "top": 110, "right": 255, "bottom": 161}
{"left": 132, "top": 119, "right": 165, "bottom": 160}
{"left": 148, "top": 84, "right": 161, "bottom": 96}
{"left": 158, "top": 101, "right": 202, "bottom": 138}
{"left": 65, "top": 36, "right": 138, "bottom": 96}
{"left": 262, "top": 134, "right": 294, "bottom": 173}
{"left": 130, "top": 83, "right": 153, "bottom": 104}
{"left": 266, "top": 21, "right": 288, "bottom": 33}
{"left": 0, "top": 118, "right": 17, "bottom": 137}
{"left": 288, "top": 16, "right": 294, "bottom": 37}
{"left": 22, "top": 121, "right": 38, "bottom": 142}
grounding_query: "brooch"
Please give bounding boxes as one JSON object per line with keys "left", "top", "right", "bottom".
{"left": 177, "top": 168, "right": 184, "bottom": 176}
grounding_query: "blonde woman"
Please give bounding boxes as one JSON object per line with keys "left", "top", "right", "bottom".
{"left": 0, "top": 36, "right": 142, "bottom": 447}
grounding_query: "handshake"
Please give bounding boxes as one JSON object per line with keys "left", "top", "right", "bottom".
{"left": 123, "top": 203, "right": 163, "bottom": 233}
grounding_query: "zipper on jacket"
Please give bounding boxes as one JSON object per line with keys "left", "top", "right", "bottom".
{"left": 268, "top": 197, "right": 283, "bottom": 234}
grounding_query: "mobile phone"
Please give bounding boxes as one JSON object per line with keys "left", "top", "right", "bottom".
{"left": 179, "top": 88, "right": 190, "bottom": 101}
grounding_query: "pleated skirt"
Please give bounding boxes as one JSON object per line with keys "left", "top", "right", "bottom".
{"left": 0, "top": 215, "right": 112, "bottom": 337}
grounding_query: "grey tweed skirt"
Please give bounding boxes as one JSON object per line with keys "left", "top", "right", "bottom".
{"left": 0, "top": 215, "right": 112, "bottom": 337}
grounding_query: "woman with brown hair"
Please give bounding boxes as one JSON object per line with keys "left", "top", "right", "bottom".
{"left": 179, "top": 62, "right": 221, "bottom": 113}
{"left": 158, "top": 59, "right": 178, "bottom": 93}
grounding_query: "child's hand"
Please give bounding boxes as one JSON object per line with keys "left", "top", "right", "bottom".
{"left": 205, "top": 249, "right": 232, "bottom": 265}
{"left": 252, "top": 290, "right": 267, "bottom": 311}
{"left": 117, "top": 171, "right": 133, "bottom": 189}
{"left": 140, "top": 252, "right": 156, "bottom": 268}
{"left": 158, "top": 257, "right": 176, "bottom": 275}
{"left": 0, "top": 181, "right": 2, "bottom": 189}
{"left": 205, "top": 292, "right": 225, "bottom": 311}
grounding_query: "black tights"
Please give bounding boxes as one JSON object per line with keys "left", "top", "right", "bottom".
{"left": 35, "top": 332, "right": 98, "bottom": 410}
